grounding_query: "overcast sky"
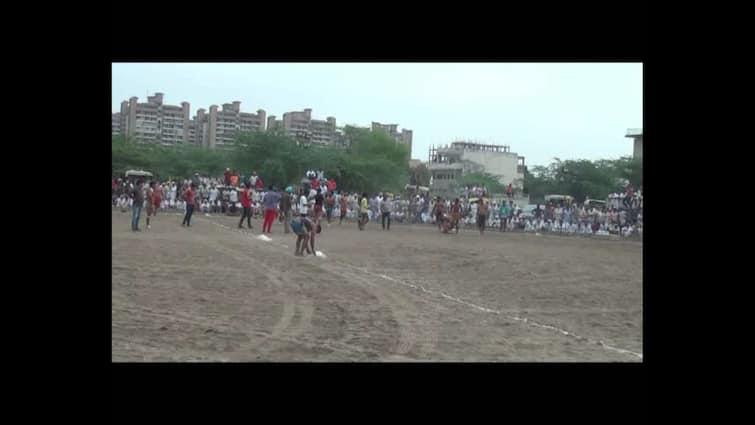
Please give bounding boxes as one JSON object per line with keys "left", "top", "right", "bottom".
{"left": 112, "top": 63, "right": 642, "bottom": 167}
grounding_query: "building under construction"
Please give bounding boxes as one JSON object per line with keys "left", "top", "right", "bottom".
{"left": 427, "top": 141, "right": 526, "bottom": 196}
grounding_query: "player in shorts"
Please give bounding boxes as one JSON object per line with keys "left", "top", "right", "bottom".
{"left": 313, "top": 188, "right": 324, "bottom": 222}
{"left": 290, "top": 213, "right": 319, "bottom": 256}
{"left": 324, "top": 192, "right": 335, "bottom": 225}
{"left": 433, "top": 197, "right": 445, "bottom": 231}
{"left": 339, "top": 192, "right": 348, "bottom": 225}
{"left": 439, "top": 213, "right": 454, "bottom": 234}
{"left": 358, "top": 192, "right": 369, "bottom": 230}
{"left": 450, "top": 198, "right": 462, "bottom": 234}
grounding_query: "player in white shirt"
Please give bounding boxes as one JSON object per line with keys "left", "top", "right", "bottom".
{"left": 299, "top": 191, "right": 309, "bottom": 216}
{"left": 209, "top": 185, "right": 218, "bottom": 203}
{"left": 118, "top": 195, "right": 129, "bottom": 212}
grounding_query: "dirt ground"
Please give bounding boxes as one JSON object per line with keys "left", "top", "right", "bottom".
{"left": 112, "top": 209, "right": 642, "bottom": 362}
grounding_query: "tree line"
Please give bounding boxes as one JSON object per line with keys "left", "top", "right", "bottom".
{"left": 112, "top": 126, "right": 410, "bottom": 194}
{"left": 113, "top": 130, "right": 641, "bottom": 202}
{"left": 523, "top": 157, "right": 642, "bottom": 202}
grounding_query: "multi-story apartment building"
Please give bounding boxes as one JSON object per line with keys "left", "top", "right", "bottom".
{"left": 113, "top": 93, "right": 266, "bottom": 149}
{"left": 112, "top": 113, "right": 121, "bottom": 135}
{"left": 115, "top": 93, "right": 192, "bottom": 146}
{"left": 113, "top": 94, "right": 412, "bottom": 153}
{"left": 625, "top": 128, "right": 642, "bottom": 160}
{"left": 196, "top": 102, "right": 266, "bottom": 148}
{"left": 311, "top": 117, "right": 337, "bottom": 145}
{"left": 266, "top": 108, "right": 337, "bottom": 146}
{"left": 371, "top": 121, "right": 413, "bottom": 153}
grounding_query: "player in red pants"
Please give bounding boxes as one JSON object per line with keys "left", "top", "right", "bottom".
{"left": 261, "top": 185, "right": 281, "bottom": 233}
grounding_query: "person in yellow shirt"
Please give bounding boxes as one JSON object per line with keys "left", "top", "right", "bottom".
{"left": 359, "top": 192, "right": 369, "bottom": 231}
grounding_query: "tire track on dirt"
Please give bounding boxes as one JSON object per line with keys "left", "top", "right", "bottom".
{"left": 177, "top": 221, "right": 303, "bottom": 358}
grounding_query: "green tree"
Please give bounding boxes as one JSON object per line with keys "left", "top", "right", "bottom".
{"left": 410, "top": 163, "right": 431, "bottom": 187}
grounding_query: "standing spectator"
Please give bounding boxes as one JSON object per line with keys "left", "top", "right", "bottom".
{"left": 623, "top": 183, "right": 634, "bottom": 210}
{"left": 181, "top": 183, "right": 196, "bottom": 227}
{"left": 298, "top": 189, "right": 309, "bottom": 217}
{"left": 339, "top": 191, "right": 349, "bottom": 225}
{"left": 224, "top": 168, "right": 232, "bottom": 186}
{"left": 209, "top": 184, "right": 218, "bottom": 207}
{"left": 118, "top": 194, "right": 129, "bottom": 213}
{"left": 499, "top": 200, "right": 510, "bottom": 232}
{"left": 130, "top": 180, "right": 145, "bottom": 231}
{"left": 230, "top": 171, "right": 239, "bottom": 187}
{"left": 507, "top": 183, "right": 514, "bottom": 198}
{"left": 534, "top": 203, "right": 543, "bottom": 226}
{"left": 381, "top": 195, "right": 393, "bottom": 230}
{"left": 198, "top": 184, "right": 207, "bottom": 203}
{"left": 255, "top": 176, "right": 265, "bottom": 192}
{"left": 229, "top": 186, "right": 238, "bottom": 206}
{"left": 281, "top": 188, "right": 293, "bottom": 233}
{"left": 477, "top": 197, "right": 490, "bottom": 235}
{"left": 192, "top": 173, "right": 201, "bottom": 187}
{"left": 313, "top": 189, "right": 325, "bottom": 222}
{"left": 325, "top": 192, "right": 336, "bottom": 225}
{"left": 247, "top": 170, "right": 257, "bottom": 188}
{"left": 239, "top": 183, "right": 254, "bottom": 229}
{"left": 562, "top": 204, "right": 571, "bottom": 228}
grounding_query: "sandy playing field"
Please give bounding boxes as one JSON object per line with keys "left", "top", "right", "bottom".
{"left": 112, "top": 209, "right": 642, "bottom": 362}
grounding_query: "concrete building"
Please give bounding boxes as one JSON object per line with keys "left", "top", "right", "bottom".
{"left": 625, "top": 128, "right": 642, "bottom": 160}
{"left": 427, "top": 141, "right": 526, "bottom": 196}
{"left": 371, "top": 122, "right": 413, "bottom": 153}
{"left": 113, "top": 94, "right": 413, "bottom": 153}
{"left": 114, "top": 93, "right": 193, "bottom": 146}
{"left": 114, "top": 93, "right": 266, "bottom": 149}
{"left": 268, "top": 108, "right": 338, "bottom": 146}
{"left": 112, "top": 113, "right": 121, "bottom": 135}
{"left": 191, "top": 102, "right": 266, "bottom": 149}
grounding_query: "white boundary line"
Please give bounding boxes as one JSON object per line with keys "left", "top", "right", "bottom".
{"left": 341, "top": 263, "right": 643, "bottom": 360}
{"left": 189, "top": 213, "right": 643, "bottom": 360}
